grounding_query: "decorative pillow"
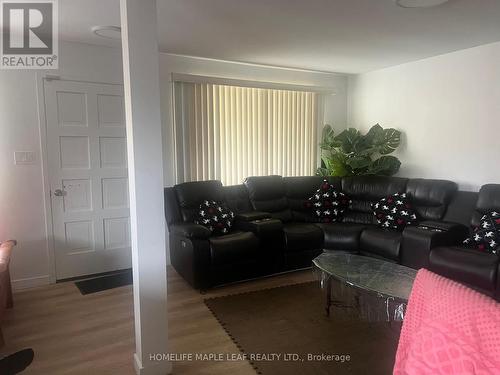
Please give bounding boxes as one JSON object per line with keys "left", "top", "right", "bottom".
{"left": 307, "top": 179, "right": 351, "bottom": 223}
{"left": 194, "top": 200, "right": 235, "bottom": 235}
{"left": 372, "top": 193, "right": 418, "bottom": 231}
{"left": 463, "top": 211, "right": 500, "bottom": 255}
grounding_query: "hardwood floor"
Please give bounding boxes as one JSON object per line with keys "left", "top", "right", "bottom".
{"left": 2, "top": 267, "right": 315, "bottom": 374}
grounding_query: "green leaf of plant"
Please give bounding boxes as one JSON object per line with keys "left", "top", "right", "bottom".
{"left": 321, "top": 124, "right": 334, "bottom": 140}
{"left": 334, "top": 128, "right": 361, "bottom": 154}
{"left": 321, "top": 153, "right": 349, "bottom": 177}
{"left": 352, "top": 124, "right": 381, "bottom": 156}
{"left": 345, "top": 156, "right": 372, "bottom": 170}
{"left": 374, "top": 128, "right": 401, "bottom": 155}
{"left": 319, "top": 125, "right": 342, "bottom": 150}
{"left": 316, "top": 167, "right": 329, "bottom": 177}
{"left": 363, "top": 124, "right": 384, "bottom": 145}
{"left": 367, "top": 156, "right": 401, "bottom": 176}
{"left": 330, "top": 160, "right": 349, "bottom": 177}
{"left": 318, "top": 123, "right": 402, "bottom": 177}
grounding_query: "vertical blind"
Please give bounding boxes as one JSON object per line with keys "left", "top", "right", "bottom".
{"left": 173, "top": 82, "right": 319, "bottom": 186}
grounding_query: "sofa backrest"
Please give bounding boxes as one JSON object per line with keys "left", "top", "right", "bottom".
{"left": 341, "top": 176, "right": 409, "bottom": 225}
{"left": 165, "top": 176, "right": 488, "bottom": 229}
{"left": 164, "top": 187, "right": 182, "bottom": 226}
{"left": 406, "top": 179, "right": 457, "bottom": 221}
{"left": 472, "top": 184, "right": 500, "bottom": 227}
{"left": 222, "top": 184, "right": 253, "bottom": 213}
{"left": 174, "top": 180, "right": 224, "bottom": 222}
{"left": 443, "top": 191, "right": 478, "bottom": 228}
{"left": 244, "top": 175, "right": 293, "bottom": 222}
{"left": 283, "top": 176, "right": 342, "bottom": 222}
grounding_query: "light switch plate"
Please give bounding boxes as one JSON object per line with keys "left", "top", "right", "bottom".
{"left": 14, "top": 151, "right": 36, "bottom": 165}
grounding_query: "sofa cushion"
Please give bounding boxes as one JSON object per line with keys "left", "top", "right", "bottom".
{"left": 175, "top": 180, "right": 224, "bottom": 222}
{"left": 406, "top": 179, "right": 457, "bottom": 221}
{"left": 194, "top": 200, "right": 235, "bottom": 235}
{"left": 308, "top": 179, "right": 351, "bottom": 223}
{"left": 244, "top": 176, "right": 292, "bottom": 222}
{"left": 463, "top": 211, "right": 500, "bottom": 255}
{"left": 341, "top": 176, "right": 409, "bottom": 225}
{"left": 209, "top": 231, "right": 259, "bottom": 266}
{"left": 283, "top": 223, "right": 324, "bottom": 252}
{"left": 315, "top": 223, "right": 367, "bottom": 251}
{"left": 372, "top": 192, "right": 417, "bottom": 231}
{"left": 360, "top": 228, "right": 402, "bottom": 261}
{"left": 429, "top": 246, "right": 499, "bottom": 294}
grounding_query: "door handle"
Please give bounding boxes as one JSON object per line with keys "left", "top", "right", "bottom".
{"left": 53, "top": 189, "right": 66, "bottom": 197}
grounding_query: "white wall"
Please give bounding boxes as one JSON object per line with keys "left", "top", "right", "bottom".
{"left": 348, "top": 41, "right": 500, "bottom": 191}
{"left": 0, "top": 41, "right": 123, "bottom": 288}
{"left": 159, "top": 54, "right": 349, "bottom": 187}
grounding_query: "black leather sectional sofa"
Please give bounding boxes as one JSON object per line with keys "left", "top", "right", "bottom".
{"left": 164, "top": 175, "right": 500, "bottom": 300}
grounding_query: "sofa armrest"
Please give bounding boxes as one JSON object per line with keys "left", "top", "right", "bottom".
{"left": 429, "top": 246, "right": 499, "bottom": 297}
{"left": 169, "top": 223, "right": 212, "bottom": 239}
{"left": 497, "top": 263, "right": 500, "bottom": 302}
{"left": 236, "top": 211, "right": 272, "bottom": 222}
{"left": 236, "top": 218, "right": 283, "bottom": 236}
{"left": 401, "top": 222, "right": 469, "bottom": 269}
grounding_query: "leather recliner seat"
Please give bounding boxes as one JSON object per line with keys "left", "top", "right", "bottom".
{"left": 284, "top": 176, "right": 370, "bottom": 252}
{"left": 429, "top": 184, "right": 500, "bottom": 299}
{"left": 244, "top": 176, "right": 324, "bottom": 270}
{"left": 165, "top": 180, "right": 261, "bottom": 289}
{"left": 343, "top": 176, "right": 410, "bottom": 261}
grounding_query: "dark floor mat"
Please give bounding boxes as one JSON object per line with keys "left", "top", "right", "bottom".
{"left": 205, "top": 282, "right": 401, "bottom": 375}
{"left": 75, "top": 269, "right": 132, "bottom": 295}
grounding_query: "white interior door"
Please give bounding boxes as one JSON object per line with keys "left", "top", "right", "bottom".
{"left": 44, "top": 79, "right": 132, "bottom": 280}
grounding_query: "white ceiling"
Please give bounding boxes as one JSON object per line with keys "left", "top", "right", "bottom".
{"left": 60, "top": 0, "right": 500, "bottom": 74}
{"left": 59, "top": 0, "right": 120, "bottom": 48}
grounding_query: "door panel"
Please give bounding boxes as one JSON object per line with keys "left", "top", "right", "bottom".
{"left": 102, "top": 177, "right": 129, "bottom": 209}
{"left": 62, "top": 178, "right": 92, "bottom": 212}
{"left": 56, "top": 91, "right": 88, "bottom": 127}
{"left": 99, "top": 136, "right": 128, "bottom": 168}
{"left": 45, "top": 80, "right": 131, "bottom": 280}
{"left": 104, "top": 217, "right": 131, "bottom": 250}
{"left": 97, "top": 94, "right": 125, "bottom": 127}
{"left": 64, "top": 221, "right": 94, "bottom": 255}
{"left": 59, "top": 136, "right": 90, "bottom": 169}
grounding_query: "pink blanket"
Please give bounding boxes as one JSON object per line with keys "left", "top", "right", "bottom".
{"left": 394, "top": 268, "right": 500, "bottom": 374}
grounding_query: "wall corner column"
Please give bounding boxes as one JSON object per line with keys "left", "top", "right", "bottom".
{"left": 120, "top": 0, "right": 171, "bottom": 374}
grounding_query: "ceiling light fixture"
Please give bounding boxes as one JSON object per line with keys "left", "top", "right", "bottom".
{"left": 395, "top": 0, "right": 449, "bottom": 8}
{"left": 91, "top": 25, "right": 121, "bottom": 39}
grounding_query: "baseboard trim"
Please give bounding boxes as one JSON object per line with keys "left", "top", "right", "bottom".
{"left": 134, "top": 353, "right": 172, "bottom": 375}
{"left": 12, "top": 275, "right": 50, "bottom": 290}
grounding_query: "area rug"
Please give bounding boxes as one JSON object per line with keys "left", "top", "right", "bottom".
{"left": 205, "top": 282, "right": 401, "bottom": 375}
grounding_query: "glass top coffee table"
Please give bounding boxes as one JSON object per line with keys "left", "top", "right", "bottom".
{"left": 313, "top": 251, "right": 417, "bottom": 322}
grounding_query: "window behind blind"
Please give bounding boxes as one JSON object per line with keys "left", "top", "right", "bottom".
{"left": 173, "top": 82, "right": 319, "bottom": 186}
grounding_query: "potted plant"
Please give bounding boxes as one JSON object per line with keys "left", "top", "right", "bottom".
{"left": 317, "top": 124, "right": 402, "bottom": 177}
